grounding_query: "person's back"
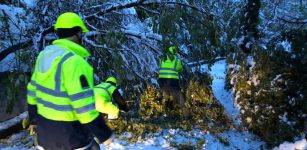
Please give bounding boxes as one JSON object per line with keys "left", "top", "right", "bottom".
{"left": 27, "top": 12, "right": 113, "bottom": 150}
{"left": 158, "top": 46, "right": 189, "bottom": 119}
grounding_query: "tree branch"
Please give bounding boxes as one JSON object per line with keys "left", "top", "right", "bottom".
{"left": 0, "top": 40, "right": 32, "bottom": 61}
{"left": 86, "top": 0, "right": 146, "bottom": 20}
{"left": 278, "top": 17, "right": 307, "bottom": 24}
{"left": 187, "top": 57, "right": 226, "bottom": 67}
{"left": 0, "top": 0, "right": 208, "bottom": 61}
{"left": 137, "top": 6, "right": 160, "bottom": 14}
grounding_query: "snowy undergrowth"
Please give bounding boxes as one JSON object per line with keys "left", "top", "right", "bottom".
{"left": 1, "top": 129, "right": 265, "bottom": 150}
{"left": 3, "top": 60, "right": 305, "bottom": 150}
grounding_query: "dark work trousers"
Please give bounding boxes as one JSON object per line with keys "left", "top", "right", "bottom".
{"left": 158, "top": 78, "right": 190, "bottom": 118}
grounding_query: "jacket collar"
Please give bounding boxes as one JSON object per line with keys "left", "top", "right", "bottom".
{"left": 52, "top": 39, "right": 90, "bottom": 58}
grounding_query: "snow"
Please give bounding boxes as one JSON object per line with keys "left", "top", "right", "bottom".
{"left": 273, "top": 139, "right": 307, "bottom": 150}
{"left": 0, "top": 53, "right": 16, "bottom": 72}
{"left": 21, "top": 0, "right": 38, "bottom": 8}
{"left": 281, "top": 40, "right": 292, "bottom": 52}
{"left": 121, "top": 0, "right": 137, "bottom": 15}
{"left": 237, "top": 36, "right": 245, "bottom": 46}
{"left": 0, "top": 132, "right": 35, "bottom": 150}
{"left": 0, "top": 4, "right": 26, "bottom": 49}
{"left": 1, "top": 128, "right": 265, "bottom": 150}
{"left": 0, "top": 112, "right": 27, "bottom": 131}
{"left": 208, "top": 60, "right": 241, "bottom": 126}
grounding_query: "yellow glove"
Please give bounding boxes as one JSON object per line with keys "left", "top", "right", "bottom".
{"left": 22, "top": 116, "right": 37, "bottom": 135}
{"left": 22, "top": 117, "right": 30, "bottom": 129}
{"left": 108, "top": 113, "right": 118, "bottom": 120}
{"left": 96, "top": 98, "right": 119, "bottom": 120}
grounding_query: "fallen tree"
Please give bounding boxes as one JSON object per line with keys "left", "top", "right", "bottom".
{"left": 0, "top": 112, "right": 27, "bottom": 139}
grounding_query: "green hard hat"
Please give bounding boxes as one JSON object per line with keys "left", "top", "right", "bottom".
{"left": 106, "top": 77, "right": 117, "bottom": 84}
{"left": 54, "top": 12, "right": 89, "bottom": 33}
{"left": 169, "top": 46, "right": 175, "bottom": 54}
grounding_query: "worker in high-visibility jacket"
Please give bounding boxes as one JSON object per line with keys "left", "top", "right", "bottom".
{"left": 27, "top": 12, "right": 113, "bottom": 150}
{"left": 94, "top": 77, "right": 129, "bottom": 120}
{"left": 158, "top": 46, "right": 190, "bottom": 118}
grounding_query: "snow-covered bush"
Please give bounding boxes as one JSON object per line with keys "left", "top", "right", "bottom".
{"left": 227, "top": 29, "right": 307, "bottom": 147}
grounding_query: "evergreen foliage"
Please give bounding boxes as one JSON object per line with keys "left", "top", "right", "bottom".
{"left": 107, "top": 75, "right": 233, "bottom": 146}
{"left": 227, "top": 29, "right": 307, "bottom": 147}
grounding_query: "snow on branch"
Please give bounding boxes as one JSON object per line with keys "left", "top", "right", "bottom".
{"left": 86, "top": 0, "right": 146, "bottom": 20}
{"left": 122, "top": 29, "right": 162, "bottom": 42}
{"left": 143, "top": 0, "right": 210, "bottom": 15}
{"left": 0, "top": 0, "right": 208, "bottom": 62}
{"left": 187, "top": 57, "right": 226, "bottom": 67}
{"left": 86, "top": 0, "right": 211, "bottom": 20}
{"left": 137, "top": 6, "right": 160, "bottom": 14}
{"left": 0, "top": 112, "right": 28, "bottom": 138}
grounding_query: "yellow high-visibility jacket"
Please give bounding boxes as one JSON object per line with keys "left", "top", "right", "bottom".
{"left": 27, "top": 39, "right": 99, "bottom": 124}
{"left": 94, "top": 83, "right": 119, "bottom": 118}
{"left": 159, "top": 54, "right": 183, "bottom": 79}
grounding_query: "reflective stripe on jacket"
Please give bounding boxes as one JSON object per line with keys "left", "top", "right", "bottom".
{"left": 94, "top": 83, "right": 119, "bottom": 117}
{"left": 27, "top": 39, "right": 99, "bottom": 124}
{"left": 158, "top": 54, "right": 183, "bottom": 79}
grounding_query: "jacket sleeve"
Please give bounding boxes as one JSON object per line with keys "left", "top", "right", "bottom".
{"left": 176, "top": 57, "right": 183, "bottom": 72}
{"left": 112, "top": 89, "right": 129, "bottom": 112}
{"left": 27, "top": 70, "right": 38, "bottom": 125}
{"left": 94, "top": 87, "right": 119, "bottom": 117}
{"left": 63, "top": 56, "right": 99, "bottom": 124}
{"left": 63, "top": 56, "right": 113, "bottom": 142}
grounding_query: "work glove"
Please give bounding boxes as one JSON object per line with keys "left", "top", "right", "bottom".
{"left": 22, "top": 117, "right": 37, "bottom": 135}
{"left": 22, "top": 116, "right": 30, "bottom": 129}
{"left": 28, "top": 125, "right": 37, "bottom": 136}
{"left": 107, "top": 112, "right": 119, "bottom": 120}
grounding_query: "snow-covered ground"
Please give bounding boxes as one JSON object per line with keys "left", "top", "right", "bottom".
{"left": 102, "top": 129, "right": 265, "bottom": 150}
{"left": 1, "top": 129, "right": 265, "bottom": 150}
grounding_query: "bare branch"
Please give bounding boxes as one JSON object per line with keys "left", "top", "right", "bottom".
{"left": 278, "top": 17, "right": 307, "bottom": 24}
{"left": 0, "top": 40, "right": 32, "bottom": 62}
{"left": 187, "top": 57, "right": 226, "bottom": 67}
{"left": 86, "top": 0, "right": 146, "bottom": 20}
{"left": 137, "top": 6, "right": 160, "bottom": 14}
{"left": 143, "top": 0, "right": 211, "bottom": 16}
